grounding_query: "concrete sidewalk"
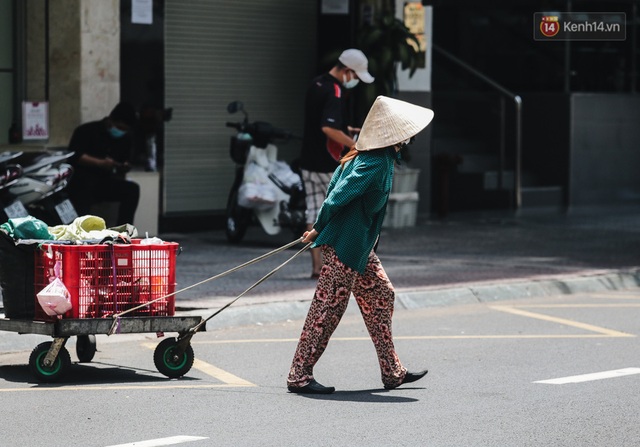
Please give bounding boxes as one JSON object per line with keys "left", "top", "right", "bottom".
{"left": 165, "top": 205, "right": 640, "bottom": 329}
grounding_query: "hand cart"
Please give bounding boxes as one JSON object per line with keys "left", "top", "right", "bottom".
{"left": 0, "top": 239, "right": 204, "bottom": 382}
{"left": 0, "top": 315, "right": 202, "bottom": 382}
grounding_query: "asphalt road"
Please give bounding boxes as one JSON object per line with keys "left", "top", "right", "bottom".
{"left": 0, "top": 289, "right": 638, "bottom": 447}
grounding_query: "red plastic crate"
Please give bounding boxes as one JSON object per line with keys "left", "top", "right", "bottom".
{"left": 33, "top": 240, "right": 178, "bottom": 321}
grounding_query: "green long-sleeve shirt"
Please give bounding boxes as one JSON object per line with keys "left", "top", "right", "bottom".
{"left": 312, "top": 147, "right": 396, "bottom": 273}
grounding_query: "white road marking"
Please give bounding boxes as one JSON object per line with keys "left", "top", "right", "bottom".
{"left": 105, "top": 435, "right": 208, "bottom": 447}
{"left": 518, "top": 304, "right": 640, "bottom": 308}
{"left": 585, "top": 292, "right": 640, "bottom": 299}
{"left": 534, "top": 368, "right": 640, "bottom": 384}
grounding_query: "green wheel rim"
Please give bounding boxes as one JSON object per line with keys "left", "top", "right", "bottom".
{"left": 35, "top": 351, "right": 62, "bottom": 377}
{"left": 162, "top": 346, "right": 188, "bottom": 371}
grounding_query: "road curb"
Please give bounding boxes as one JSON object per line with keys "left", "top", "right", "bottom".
{"left": 181, "top": 268, "right": 640, "bottom": 330}
{"left": 395, "top": 268, "right": 640, "bottom": 309}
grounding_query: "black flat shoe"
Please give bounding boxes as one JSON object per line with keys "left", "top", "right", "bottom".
{"left": 384, "top": 369, "right": 429, "bottom": 390}
{"left": 288, "top": 379, "right": 335, "bottom": 394}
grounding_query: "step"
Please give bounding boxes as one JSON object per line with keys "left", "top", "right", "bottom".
{"left": 521, "top": 186, "right": 564, "bottom": 208}
{"left": 383, "top": 192, "right": 419, "bottom": 228}
{"left": 457, "top": 154, "right": 500, "bottom": 173}
{"left": 444, "top": 172, "right": 513, "bottom": 211}
{"left": 433, "top": 137, "right": 488, "bottom": 154}
{"left": 483, "top": 170, "right": 515, "bottom": 190}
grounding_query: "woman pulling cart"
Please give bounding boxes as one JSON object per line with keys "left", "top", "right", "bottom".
{"left": 287, "top": 96, "right": 435, "bottom": 394}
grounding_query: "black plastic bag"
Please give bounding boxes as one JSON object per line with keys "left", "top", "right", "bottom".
{"left": 0, "top": 230, "right": 40, "bottom": 319}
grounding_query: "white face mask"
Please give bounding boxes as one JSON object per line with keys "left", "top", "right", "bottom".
{"left": 342, "top": 73, "right": 360, "bottom": 89}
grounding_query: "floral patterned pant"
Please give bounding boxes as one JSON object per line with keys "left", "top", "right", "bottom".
{"left": 287, "top": 245, "right": 407, "bottom": 389}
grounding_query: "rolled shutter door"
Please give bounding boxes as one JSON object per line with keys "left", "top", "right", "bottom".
{"left": 164, "top": 0, "right": 317, "bottom": 214}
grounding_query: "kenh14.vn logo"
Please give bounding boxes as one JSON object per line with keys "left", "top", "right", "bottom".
{"left": 534, "top": 12, "right": 626, "bottom": 41}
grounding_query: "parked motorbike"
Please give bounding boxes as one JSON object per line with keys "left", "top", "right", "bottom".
{"left": 9, "top": 150, "right": 79, "bottom": 225}
{"left": 0, "top": 151, "right": 29, "bottom": 222}
{"left": 225, "top": 100, "right": 306, "bottom": 243}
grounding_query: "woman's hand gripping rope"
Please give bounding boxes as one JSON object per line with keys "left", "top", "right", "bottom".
{"left": 108, "top": 237, "right": 311, "bottom": 335}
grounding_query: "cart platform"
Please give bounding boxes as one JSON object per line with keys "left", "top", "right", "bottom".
{"left": 0, "top": 315, "right": 203, "bottom": 337}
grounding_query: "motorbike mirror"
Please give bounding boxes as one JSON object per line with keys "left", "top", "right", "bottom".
{"left": 227, "top": 101, "right": 244, "bottom": 114}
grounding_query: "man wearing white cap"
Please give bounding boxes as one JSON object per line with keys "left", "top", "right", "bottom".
{"left": 298, "top": 48, "right": 374, "bottom": 280}
{"left": 288, "top": 96, "right": 435, "bottom": 394}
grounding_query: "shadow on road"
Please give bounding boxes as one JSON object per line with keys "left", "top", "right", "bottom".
{"left": 290, "top": 387, "right": 422, "bottom": 403}
{"left": 0, "top": 361, "right": 200, "bottom": 386}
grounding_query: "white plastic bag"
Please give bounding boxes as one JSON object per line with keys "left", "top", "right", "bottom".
{"left": 243, "top": 162, "right": 270, "bottom": 184}
{"left": 268, "top": 160, "right": 301, "bottom": 189}
{"left": 239, "top": 161, "right": 277, "bottom": 209}
{"left": 238, "top": 182, "right": 277, "bottom": 209}
{"left": 36, "top": 261, "right": 72, "bottom": 316}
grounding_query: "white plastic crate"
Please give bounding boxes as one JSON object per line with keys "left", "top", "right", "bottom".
{"left": 392, "top": 168, "right": 420, "bottom": 193}
{"left": 383, "top": 192, "right": 419, "bottom": 228}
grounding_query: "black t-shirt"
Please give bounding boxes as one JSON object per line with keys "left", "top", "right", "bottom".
{"left": 299, "top": 73, "right": 349, "bottom": 173}
{"left": 68, "top": 119, "right": 132, "bottom": 178}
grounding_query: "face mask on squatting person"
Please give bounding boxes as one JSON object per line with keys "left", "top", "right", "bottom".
{"left": 109, "top": 126, "right": 127, "bottom": 139}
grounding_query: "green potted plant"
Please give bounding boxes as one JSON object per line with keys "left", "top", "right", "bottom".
{"left": 354, "top": 7, "right": 421, "bottom": 123}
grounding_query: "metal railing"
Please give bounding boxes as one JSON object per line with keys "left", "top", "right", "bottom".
{"left": 433, "top": 44, "right": 523, "bottom": 209}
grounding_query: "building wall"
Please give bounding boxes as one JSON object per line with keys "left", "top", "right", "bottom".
{"left": 0, "top": 0, "right": 13, "bottom": 144}
{"left": 22, "top": 0, "right": 120, "bottom": 146}
{"left": 569, "top": 94, "right": 640, "bottom": 207}
{"left": 25, "top": 0, "right": 47, "bottom": 102}
{"left": 78, "top": 0, "right": 120, "bottom": 123}
{"left": 47, "top": 0, "right": 82, "bottom": 145}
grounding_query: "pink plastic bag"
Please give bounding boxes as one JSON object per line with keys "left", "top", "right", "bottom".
{"left": 36, "top": 261, "right": 72, "bottom": 316}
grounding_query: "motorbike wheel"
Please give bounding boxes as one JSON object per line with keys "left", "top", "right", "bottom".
{"left": 226, "top": 186, "right": 250, "bottom": 243}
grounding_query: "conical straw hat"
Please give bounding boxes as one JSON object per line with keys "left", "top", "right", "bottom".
{"left": 355, "top": 96, "right": 434, "bottom": 151}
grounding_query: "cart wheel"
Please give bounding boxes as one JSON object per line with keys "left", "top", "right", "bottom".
{"left": 29, "top": 342, "right": 71, "bottom": 383}
{"left": 154, "top": 337, "right": 195, "bottom": 379}
{"left": 76, "top": 335, "right": 97, "bottom": 363}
